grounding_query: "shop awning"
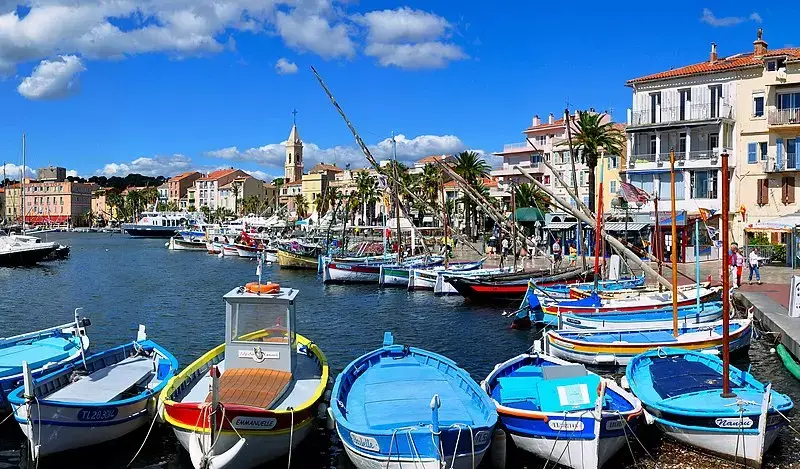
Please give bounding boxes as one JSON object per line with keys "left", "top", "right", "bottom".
{"left": 545, "top": 222, "right": 577, "bottom": 230}
{"left": 515, "top": 207, "right": 545, "bottom": 222}
{"left": 744, "top": 212, "right": 800, "bottom": 232}
{"left": 603, "top": 222, "right": 649, "bottom": 231}
{"left": 24, "top": 215, "right": 70, "bottom": 224}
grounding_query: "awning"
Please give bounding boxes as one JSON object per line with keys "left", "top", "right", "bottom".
{"left": 24, "top": 215, "right": 71, "bottom": 224}
{"left": 744, "top": 213, "right": 800, "bottom": 232}
{"left": 545, "top": 222, "right": 577, "bottom": 230}
{"left": 515, "top": 207, "right": 545, "bottom": 222}
{"left": 603, "top": 222, "right": 649, "bottom": 231}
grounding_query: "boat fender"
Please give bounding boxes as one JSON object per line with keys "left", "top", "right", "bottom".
{"left": 326, "top": 405, "right": 335, "bottom": 431}
{"left": 190, "top": 435, "right": 246, "bottom": 469}
{"left": 533, "top": 339, "right": 543, "bottom": 354}
{"left": 490, "top": 428, "right": 506, "bottom": 469}
{"left": 643, "top": 409, "right": 655, "bottom": 426}
{"left": 619, "top": 376, "right": 630, "bottom": 390}
{"left": 317, "top": 403, "right": 328, "bottom": 421}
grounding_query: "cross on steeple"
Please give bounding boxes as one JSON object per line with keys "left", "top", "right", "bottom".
{"left": 292, "top": 108, "right": 298, "bottom": 125}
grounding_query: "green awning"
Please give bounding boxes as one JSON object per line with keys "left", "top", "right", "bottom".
{"left": 514, "top": 207, "right": 545, "bottom": 222}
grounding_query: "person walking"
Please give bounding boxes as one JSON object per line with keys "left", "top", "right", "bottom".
{"left": 568, "top": 242, "right": 577, "bottom": 267}
{"left": 748, "top": 248, "right": 762, "bottom": 285}
{"left": 730, "top": 244, "right": 744, "bottom": 288}
{"left": 552, "top": 237, "right": 562, "bottom": 267}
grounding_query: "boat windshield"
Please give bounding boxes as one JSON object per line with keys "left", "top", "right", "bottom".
{"left": 227, "top": 302, "right": 294, "bottom": 346}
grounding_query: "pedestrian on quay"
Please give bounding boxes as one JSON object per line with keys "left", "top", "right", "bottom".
{"left": 569, "top": 242, "right": 577, "bottom": 267}
{"left": 552, "top": 237, "right": 562, "bottom": 267}
{"left": 749, "top": 248, "right": 763, "bottom": 285}
{"left": 501, "top": 237, "right": 509, "bottom": 258}
{"left": 729, "top": 243, "right": 744, "bottom": 288}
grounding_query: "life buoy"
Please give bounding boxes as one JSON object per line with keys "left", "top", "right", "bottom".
{"left": 244, "top": 282, "right": 280, "bottom": 294}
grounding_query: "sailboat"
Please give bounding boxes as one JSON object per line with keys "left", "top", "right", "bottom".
{"left": 625, "top": 151, "right": 793, "bottom": 466}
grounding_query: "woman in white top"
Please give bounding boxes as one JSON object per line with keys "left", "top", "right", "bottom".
{"left": 748, "top": 248, "right": 762, "bottom": 284}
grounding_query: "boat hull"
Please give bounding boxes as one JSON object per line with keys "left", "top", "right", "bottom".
{"left": 558, "top": 306, "right": 723, "bottom": 331}
{"left": 170, "top": 238, "right": 207, "bottom": 251}
{"left": 448, "top": 269, "right": 589, "bottom": 302}
{"left": 276, "top": 249, "right": 318, "bottom": 269}
{"left": 339, "top": 431, "right": 488, "bottom": 469}
{"left": 508, "top": 431, "right": 627, "bottom": 469}
{"left": 324, "top": 262, "right": 380, "bottom": 283}
{"left": 379, "top": 266, "right": 409, "bottom": 287}
{"left": 0, "top": 244, "right": 58, "bottom": 266}
{"left": 122, "top": 224, "right": 178, "bottom": 238}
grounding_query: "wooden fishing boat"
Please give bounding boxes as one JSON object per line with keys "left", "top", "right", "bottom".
{"left": 446, "top": 267, "right": 590, "bottom": 302}
{"left": 482, "top": 352, "right": 642, "bottom": 469}
{"left": 206, "top": 242, "right": 223, "bottom": 254}
{"left": 324, "top": 254, "right": 442, "bottom": 284}
{"left": 776, "top": 344, "right": 800, "bottom": 381}
{"left": 544, "top": 319, "right": 753, "bottom": 366}
{"left": 537, "top": 275, "right": 646, "bottom": 299}
{"left": 0, "top": 313, "right": 91, "bottom": 408}
{"left": 276, "top": 247, "right": 319, "bottom": 269}
{"left": 408, "top": 263, "right": 500, "bottom": 291}
{"left": 429, "top": 268, "right": 516, "bottom": 294}
{"left": 9, "top": 327, "right": 178, "bottom": 457}
{"left": 627, "top": 348, "right": 793, "bottom": 466}
{"left": 557, "top": 301, "right": 724, "bottom": 331}
{"left": 331, "top": 332, "right": 497, "bottom": 469}
{"left": 160, "top": 284, "right": 328, "bottom": 469}
{"left": 378, "top": 257, "right": 455, "bottom": 287}
{"left": 222, "top": 244, "right": 239, "bottom": 257}
{"left": 569, "top": 281, "right": 713, "bottom": 300}
{"left": 169, "top": 235, "right": 207, "bottom": 251}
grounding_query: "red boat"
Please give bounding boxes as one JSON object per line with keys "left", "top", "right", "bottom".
{"left": 446, "top": 268, "right": 591, "bottom": 302}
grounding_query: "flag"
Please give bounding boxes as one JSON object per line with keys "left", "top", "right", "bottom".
{"left": 698, "top": 207, "right": 716, "bottom": 222}
{"left": 619, "top": 182, "right": 651, "bottom": 204}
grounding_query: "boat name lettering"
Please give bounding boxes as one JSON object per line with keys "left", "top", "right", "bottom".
{"left": 548, "top": 420, "right": 584, "bottom": 432}
{"left": 767, "top": 415, "right": 782, "bottom": 427}
{"left": 232, "top": 416, "right": 277, "bottom": 429}
{"left": 350, "top": 432, "right": 380, "bottom": 451}
{"left": 473, "top": 430, "right": 490, "bottom": 446}
{"left": 564, "top": 317, "right": 581, "bottom": 325}
{"left": 605, "top": 419, "right": 625, "bottom": 431}
{"left": 77, "top": 407, "right": 118, "bottom": 422}
{"left": 715, "top": 417, "right": 754, "bottom": 429}
{"left": 238, "top": 349, "right": 280, "bottom": 360}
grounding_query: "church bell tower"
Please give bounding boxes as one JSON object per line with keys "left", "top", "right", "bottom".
{"left": 285, "top": 110, "right": 303, "bottom": 183}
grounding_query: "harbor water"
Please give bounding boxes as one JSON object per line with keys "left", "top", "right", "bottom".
{"left": 1, "top": 233, "right": 799, "bottom": 468}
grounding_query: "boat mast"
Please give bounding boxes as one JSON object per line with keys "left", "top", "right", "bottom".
{"left": 441, "top": 175, "right": 449, "bottom": 268}
{"left": 511, "top": 183, "right": 517, "bottom": 272}
{"left": 654, "top": 194, "right": 663, "bottom": 289}
{"left": 670, "top": 149, "right": 679, "bottom": 337}
{"left": 563, "top": 109, "right": 586, "bottom": 271}
{"left": 594, "top": 153, "right": 605, "bottom": 290}
{"left": 721, "top": 151, "right": 733, "bottom": 397}
{"left": 392, "top": 132, "right": 402, "bottom": 262}
{"left": 21, "top": 133, "right": 26, "bottom": 230}
{"left": 695, "top": 217, "right": 701, "bottom": 311}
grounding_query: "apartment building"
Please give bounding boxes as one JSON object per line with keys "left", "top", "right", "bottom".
{"left": 218, "top": 175, "right": 268, "bottom": 214}
{"left": 194, "top": 168, "right": 253, "bottom": 209}
{"left": 167, "top": 171, "right": 202, "bottom": 205}
{"left": 4, "top": 168, "right": 96, "bottom": 226}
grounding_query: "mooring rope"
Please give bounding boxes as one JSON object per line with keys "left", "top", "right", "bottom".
{"left": 127, "top": 400, "right": 164, "bottom": 467}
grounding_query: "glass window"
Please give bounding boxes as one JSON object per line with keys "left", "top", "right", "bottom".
{"left": 659, "top": 173, "right": 684, "bottom": 200}
{"left": 789, "top": 139, "right": 797, "bottom": 170}
{"left": 610, "top": 180, "right": 617, "bottom": 194}
{"left": 748, "top": 143, "right": 757, "bottom": 164}
{"left": 691, "top": 170, "right": 718, "bottom": 199}
{"left": 767, "top": 61, "right": 777, "bottom": 71}
{"left": 649, "top": 135, "right": 657, "bottom": 155}
{"left": 629, "top": 173, "right": 654, "bottom": 194}
{"left": 760, "top": 142, "right": 768, "bottom": 161}
{"left": 753, "top": 95, "right": 764, "bottom": 117}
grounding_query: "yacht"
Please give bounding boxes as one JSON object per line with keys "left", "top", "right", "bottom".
{"left": 0, "top": 232, "right": 58, "bottom": 266}
{"left": 122, "top": 211, "right": 205, "bottom": 238}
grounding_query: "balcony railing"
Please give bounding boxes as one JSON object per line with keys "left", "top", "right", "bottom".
{"left": 768, "top": 107, "right": 800, "bottom": 126}
{"left": 629, "top": 148, "right": 727, "bottom": 167}
{"left": 688, "top": 150, "right": 716, "bottom": 160}
{"left": 503, "top": 142, "right": 532, "bottom": 151}
{"left": 631, "top": 103, "right": 735, "bottom": 126}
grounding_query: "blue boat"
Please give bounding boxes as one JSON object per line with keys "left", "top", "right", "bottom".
{"left": 536, "top": 275, "right": 646, "bottom": 298}
{"left": 331, "top": 332, "right": 497, "bottom": 469}
{"left": 0, "top": 313, "right": 91, "bottom": 408}
{"left": 627, "top": 348, "right": 793, "bottom": 466}
{"left": 483, "top": 352, "right": 642, "bottom": 469}
{"left": 557, "top": 301, "right": 724, "bottom": 330}
{"left": 8, "top": 326, "right": 178, "bottom": 457}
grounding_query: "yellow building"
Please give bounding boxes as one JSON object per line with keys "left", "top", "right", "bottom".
{"left": 301, "top": 163, "right": 343, "bottom": 213}
{"left": 596, "top": 122, "right": 628, "bottom": 211}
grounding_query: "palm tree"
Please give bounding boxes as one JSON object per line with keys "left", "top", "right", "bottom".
{"left": 514, "top": 183, "right": 552, "bottom": 213}
{"left": 294, "top": 194, "right": 309, "bottom": 219}
{"left": 454, "top": 151, "right": 491, "bottom": 238}
{"left": 571, "top": 111, "right": 625, "bottom": 213}
{"left": 315, "top": 188, "right": 330, "bottom": 216}
{"left": 200, "top": 205, "right": 212, "bottom": 223}
{"left": 354, "top": 171, "right": 378, "bottom": 225}
{"left": 140, "top": 186, "right": 159, "bottom": 208}
{"left": 231, "top": 182, "right": 241, "bottom": 215}
{"left": 106, "top": 190, "right": 125, "bottom": 222}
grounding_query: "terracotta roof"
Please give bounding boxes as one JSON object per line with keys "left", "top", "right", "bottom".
{"left": 171, "top": 171, "right": 200, "bottom": 181}
{"left": 286, "top": 181, "right": 302, "bottom": 186}
{"left": 416, "top": 155, "right": 448, "bottom": 164}
{"left": 525, "top": 117, "right": 568, "bottom": 132}
{"left": 198, "top": 168, "right": 238, "bottom": 181}
{"left": 309, "top": 163, "right": 343, "bottom": 173}
{"left": 627, "top": 48, "right": 800, "bottom": 84}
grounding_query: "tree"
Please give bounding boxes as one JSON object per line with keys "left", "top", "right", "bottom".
{"left": 139, "top": 186, "right": 159, "bottom": 207}
{"left": 454, "top": 151, "right": 490, "bottom": 238}
{"left": 294, "top": 194, "right": 309, "bottom": 219}
{"left": 106, "top": 190, "right": 125, "bottom": 222}
{"left": 200, "top": 205, "right": 212, "bottom": 222}
{"left": 514, "top": 183, "right": 552, "bottom": 213}
{"left": 354, "top": 171, "right": 379, "bottom": 225}
{"left": 231, "top": 182, "right": 241, "bottom": 215}
{"left": 315, "top": 188, "right": 330, "bottom": 216}
{"left": 570, "top": 111, "right": 625, "bottom": 213}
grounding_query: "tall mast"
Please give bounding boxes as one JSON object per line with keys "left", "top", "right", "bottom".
{"left": 441, "top": 174, "right": 449, "bottom": 268}
{"left": 392, "top": 132, "right": 402, "bottom": 261}
{"left": 21, "top": 133, "right": 26, "bottom": 229}
{"left": 654, "top": 196, "right": 663, "bottom": 289}
{"left": 594, "top": 153, "right": 605, "bottom": 290}
{"left": 721, "top": 152, "right": 733, "bottom": 397}
{"left": 670, "top": 149, "right": 679, "bottom": 337}
{"left": 511, "top": 183, "right": 517, "bottom": 272}
{"left": 563, "top": 109, "right": 586, "bottom": 271}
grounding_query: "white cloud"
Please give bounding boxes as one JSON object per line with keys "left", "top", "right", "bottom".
{"left": 274, "top": 9, "right": 355, "bottom": 58}
{"left": 245, "top": 169, "right": 273, "bottom": 182}
{"left": 275, "top": 57, "right": 298, "bottom": 74}
{"left": 700, "top": 8, "right": 762, "bottom": 27}
{"left": 365, "top": 42, "right": 466, "bottom": 69}
{"left": 354, "top": 7, "right": 450, "bottom": 44}
{"left": 206, "top": 133, "right": 470, "bottom": 170}
{"left": 354, "top": 7, "right": 466, "bottom": 69}
{"left": 17, "top": 55, "right": 85, "bottom": 100}
{"left": 1, "top": 163, "right": 35, "bottom": 180}
{"left": 96, "top": 154, "right": 194, "bottom": 177}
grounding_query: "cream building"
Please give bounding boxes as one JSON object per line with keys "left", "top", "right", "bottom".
{"left": 733, "top": 31, "right": 800, "bottom": 243}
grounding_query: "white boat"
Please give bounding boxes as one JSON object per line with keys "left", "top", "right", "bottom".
{"left": 122, "top": 211, "right": 205, "bottom": 238}
{"left": 8, "top": 326, "right": 178, "bottom": 457}
{"left": 0, "top": 235, "right": 58, "bottom": 266}
{"left": 222, "top": 244, "right": 239, "bottom": 257}
{"left": 431, "top": 268, "right": 515, "bottom": 295}
{"left": 168, "top": 236, "right": 207, "bottom": 251}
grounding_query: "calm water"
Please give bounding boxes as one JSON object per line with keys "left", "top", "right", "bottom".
{"left": 0, "top": 233, "right": 798, "bottom": 468}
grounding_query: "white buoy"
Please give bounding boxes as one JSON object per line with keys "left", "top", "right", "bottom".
{"left": 620, "top": 375, "right": 630, "bottom": 390}
{"left": 490, "top": 428, "right": 506, "bottom": 469}
{"left": 326, "top": 406, "right": 335, "bottom": 431}
{"left": 770, "top": 347, "right": 776, "bottom": 354}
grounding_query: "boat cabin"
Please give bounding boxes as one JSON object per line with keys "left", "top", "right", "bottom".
{"left": 223, "top": 286, "right": 298, "bottom": 374}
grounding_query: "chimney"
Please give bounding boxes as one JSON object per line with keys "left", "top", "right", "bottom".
{"left": 753, "top": 28, "right": 768, "bottom": 57}
{"left": 533, "top": 115, "right": 540, "bottom": 126}
{"left": 548, "top": 113, "right": 554, "bottom": 124}
{"left": 710, "top": 42, "right": 718, "bottom": 63}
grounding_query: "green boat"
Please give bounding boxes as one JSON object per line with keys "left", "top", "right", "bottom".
{"left": 776, "top": 344, "right": 800, "bottom": 381}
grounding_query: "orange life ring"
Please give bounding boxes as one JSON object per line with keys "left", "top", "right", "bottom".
{"left": 245, "top": 282, "right": 280, "bottom": 294}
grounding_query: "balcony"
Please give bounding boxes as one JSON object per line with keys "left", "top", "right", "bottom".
{"left": 500, "top": 142, "right": 536, "bottom": 154}
{"left": 763, "top": 154, "right": 799, "bottom": 172}
{"left": 768, "top": 107, "right": 800, "bottom": 126}
{"left": 630, "top": 103, "right": 735, "bottom": 127}
{"left": 628, "top": 148, "right": 727, "bottom": 169}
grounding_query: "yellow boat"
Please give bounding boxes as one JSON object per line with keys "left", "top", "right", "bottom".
{"left": 276, "top": 248, "right": 318, "bottom": 269}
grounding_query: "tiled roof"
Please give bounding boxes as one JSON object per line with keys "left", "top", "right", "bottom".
{"left": 310, "top": 163, "right": 343, "bottom": 173}
{"left": 416, "top": 155, "right": 448, "bottom": 164}
{"left": 171, "top": 171, "right": 200, "bottom": 181}
{"left": 199, "top": 168, "right": 238, "bottom": 181}
{"left": 627, "top": 48, "right": 800, "bottom": 84}
{"left": 525, "top": 117, "right": 568, "bottom": 132}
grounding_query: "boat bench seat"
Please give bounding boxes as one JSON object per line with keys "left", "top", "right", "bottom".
{"left": 0, "top": 339, "right": 74, "bottom": 372}
{"left": 497, "top": 376, "right": 542, "bottom": 404}
{"left": 47, "top": 356, "right": 154, "bottom": 403}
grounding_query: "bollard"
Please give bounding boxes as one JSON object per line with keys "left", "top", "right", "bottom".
{"left": 490, "top": 428, "right": 506, "bottom": 468}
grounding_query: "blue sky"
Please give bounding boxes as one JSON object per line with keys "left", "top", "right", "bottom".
{"left": 0, "top": 1, "right": 797, "bottom": 182}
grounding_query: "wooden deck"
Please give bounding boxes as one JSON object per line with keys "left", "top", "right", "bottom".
{"left": 207, "top": 368, "right": 292, "bottom": 409}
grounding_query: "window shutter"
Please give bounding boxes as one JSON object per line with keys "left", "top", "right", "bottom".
{"left": 777, "top": 138, "right": 784, "bottom": 169}
{"left": 790, "top": 177, "right": 796, "bottom": 204}
{"left": 758, "top": 179, "right": 768, "bottom": 205}
{"left": 782, "top": 177, "right": 788, "bottom": 204}
{"left": 748, "top": 143, "right": 757, "bottom": 163}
